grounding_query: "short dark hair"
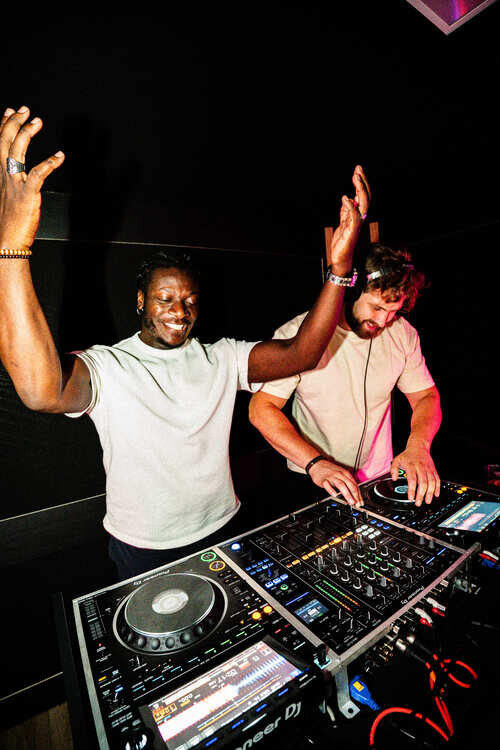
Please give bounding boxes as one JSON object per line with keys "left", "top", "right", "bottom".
{"left": 361, "top": 244, "right": 426, "bottom": 312}
{"left": 136, "top": 250, "right": 201, "bottom": 295}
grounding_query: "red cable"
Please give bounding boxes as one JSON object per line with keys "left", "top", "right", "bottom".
{"left": 369, "top": 706, "right": 449, "bottom": 748}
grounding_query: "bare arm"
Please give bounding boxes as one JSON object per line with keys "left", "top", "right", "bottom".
{"left": 247, "top": 165, "right": 370, "bottom": 383}
{"left": 390, "top": 385, "right": 442, "bottom": 506}
{"left": 249, "top": 390, "right": 363, "bottom": 505}
{"left": 0, "top": 106, "right": 91, "bottom": 413}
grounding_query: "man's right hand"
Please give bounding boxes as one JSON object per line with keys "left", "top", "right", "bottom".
{"left": 0, "top": 106, "right": 65, "bottom": 251}
{"left": 308, "top": 458, "right": 363, "bottom": 507}
{"left": 327, "top": 165, "right": 370, "bottom": 275}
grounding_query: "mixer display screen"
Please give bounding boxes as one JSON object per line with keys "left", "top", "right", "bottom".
{"left": 439, "top": 500, "right": 500, "bottom": 533}
{"left": 145, "top": 640, "right": 302, "bottom": 749}
{"left": 294, "top": 599, "right": 329, "bottom": 625}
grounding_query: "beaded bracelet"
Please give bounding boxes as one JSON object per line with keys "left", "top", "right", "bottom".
{"left": 326, "top": 266, "right": 358, "bottom": 287}
{"left": 0, "top": 248, "right": 33, "bottom": 258}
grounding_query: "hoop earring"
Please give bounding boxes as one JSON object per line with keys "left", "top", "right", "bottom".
{"left": 137, "top": 307, "right": 143, "bottom": 316}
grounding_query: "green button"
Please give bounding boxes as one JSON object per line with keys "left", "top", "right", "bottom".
{"left": 200, "top": 551, "right": 216, "bottom": 562}
{"left": 280, "top": 584, "right": 289, "bottom": 590}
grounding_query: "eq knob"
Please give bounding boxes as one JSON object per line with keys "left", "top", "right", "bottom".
{"left": 380, "top": 545, "right": 389, "bottom": 557}
{"left": 341, "top": 570, "right": 350, "bottom": 582}
{"left": 330, "top": 563, "right": 339, "bottom": 575}
{"left": 393, "top": 551, "right": 401, "bottom": 563}
{"left": 369, "top": 540, "right": 377, "bottom": 551}
{"left": 344, "top": 555, "right": 352, "bottom": 567}
{"left": 121, "top": 729, "right": 153, "bottom": 750}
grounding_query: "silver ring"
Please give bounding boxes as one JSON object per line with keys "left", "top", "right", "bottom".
{"left": 6, "top": 157, "right": 26, "bottom": 175}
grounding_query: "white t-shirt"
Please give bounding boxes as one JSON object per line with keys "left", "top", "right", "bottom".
{"left": 261, "top": 313, "right": 435, "bottom": 482}
{"left": 67, "top": 333, "right": 259, "bottom": 549}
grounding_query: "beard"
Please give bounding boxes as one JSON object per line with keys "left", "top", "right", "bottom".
{"left": 344, "top": 301, "right": 382, "bottom": 340}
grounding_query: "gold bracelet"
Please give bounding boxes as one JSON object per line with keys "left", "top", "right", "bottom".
{"left": 0, "top": 248, "right": 33, "bottom": 258}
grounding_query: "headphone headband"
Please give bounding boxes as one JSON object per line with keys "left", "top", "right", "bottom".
{"left": 366, "top": 263, "right": 415, "bottom": 283}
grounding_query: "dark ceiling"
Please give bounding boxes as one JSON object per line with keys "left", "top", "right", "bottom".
{"left": 4, "top": 3, "right": 499, "bottom": 251}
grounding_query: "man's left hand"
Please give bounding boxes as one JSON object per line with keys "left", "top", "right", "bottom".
{"left": 390, "top": 441, "right": 440, "bottom": 506}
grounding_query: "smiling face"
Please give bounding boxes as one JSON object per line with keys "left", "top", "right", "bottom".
{"left": 343, "top": 288, "right": 406, "bottom": 339}
{"left": 137, "top": 266, "right": 200, "bottom": 349}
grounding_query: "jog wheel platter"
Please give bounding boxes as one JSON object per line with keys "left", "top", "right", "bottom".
{"left": 114, "top": 572, "right": 226, "bottom": 654}
{"left": 373, "top": 477, "right": 412, "bottom": 503}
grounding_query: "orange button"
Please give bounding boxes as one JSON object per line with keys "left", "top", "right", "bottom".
{"left": 263, "top": 605, "right": 273, "bottom": 614}
{"left": 251, "top": 611, "right": 262, "bottom": 620}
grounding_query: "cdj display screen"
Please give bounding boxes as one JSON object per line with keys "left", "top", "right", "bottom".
{"left": 439, "top": 500, "right": 500, "bottom": 533}
{"left": 145, "top": 640, "right": 302, "bottom": 749}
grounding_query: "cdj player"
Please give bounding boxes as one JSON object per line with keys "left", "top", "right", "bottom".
{"left": 360, "top": 470, "right": 500, "bottom": 550}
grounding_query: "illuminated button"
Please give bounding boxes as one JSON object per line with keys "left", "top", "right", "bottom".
{"left": 263, "top": 605, "right": 273, "bottom": 614}
{"left": 251, "top": 612, "right": 262, "bottom": 620}
{"left": 209, "top": 560, "right": 226, "bottom": 572}
{"left": 201, "top": 551, "right": 217, "bottom": 562}
{"left": 230, "top": 542, "right": 242, "bottom": 551}
{"left": 280, "top": 584, "right": 289, "bottom": 590}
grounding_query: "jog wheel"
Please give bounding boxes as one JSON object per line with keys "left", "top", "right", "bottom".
{"left": 113, "top": 572, "right": 226, "bottom": 654}
{"left": 373, "top": 477, "right": 413, "bottom": 504}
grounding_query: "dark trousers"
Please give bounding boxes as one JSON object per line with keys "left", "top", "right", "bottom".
{"left": 108, "top": 509, "right": 248, "bottom": 582}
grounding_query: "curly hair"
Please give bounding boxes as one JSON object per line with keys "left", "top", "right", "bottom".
{"left": 136, "top": 250, "right": 201, "bottom": 295}
{"left": 361, "top": 244, "right": 426, "bottom": 312}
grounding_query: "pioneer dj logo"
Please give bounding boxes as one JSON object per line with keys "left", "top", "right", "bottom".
{"left": 234, "top": 702, "right": 302, "bottom": 749}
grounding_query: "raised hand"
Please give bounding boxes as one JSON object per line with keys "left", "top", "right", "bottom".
{"left": 328, "top": 165, "right": 371, "bottom": 273}
{"left": 0, "top": 106, "right": 65, "bottom": 252}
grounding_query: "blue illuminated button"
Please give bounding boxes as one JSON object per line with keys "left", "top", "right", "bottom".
{"left": 230, "top": 542, "right": 241, "bottom": 551}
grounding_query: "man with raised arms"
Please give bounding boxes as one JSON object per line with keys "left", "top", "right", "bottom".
{"left": 0, "top": 105, "right": 369, "bottom": 580}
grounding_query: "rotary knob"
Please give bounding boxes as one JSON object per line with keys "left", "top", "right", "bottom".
{"left": 341, "top": 570, "right": 350, "bottom": 582}
{"left": 121, "top": 729, "right": 153, "bottom": 750}
{"left": 180, "top": 631, "right": 192, "bottom": 644}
